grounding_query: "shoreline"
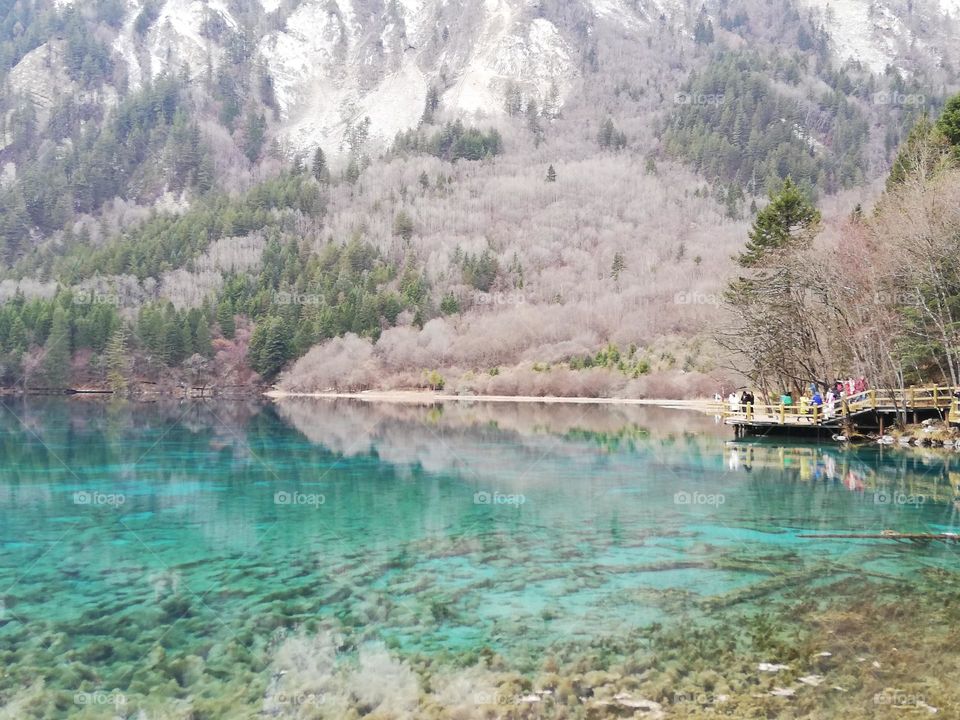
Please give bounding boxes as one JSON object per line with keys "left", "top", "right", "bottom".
{"left": 265, "top": 388, "right": 720, "bottom": 411}
{"left": 2, "top": 386, "right": 723, "bottom": 413}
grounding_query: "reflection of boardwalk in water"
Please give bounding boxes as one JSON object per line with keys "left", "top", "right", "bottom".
{"left": 725, "top": 443, "right": 960, "bottom": 511}
{"left": 722, "top": 386, "right": 958, "bottom": 437}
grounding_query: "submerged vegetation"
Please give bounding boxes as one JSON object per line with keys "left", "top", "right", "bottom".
{"left": 1, "top": 400, "right": 959, "bottom": 718}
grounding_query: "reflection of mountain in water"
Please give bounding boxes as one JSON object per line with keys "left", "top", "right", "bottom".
{"left": 274, "top": 398, "right": 729, "bottom": 489}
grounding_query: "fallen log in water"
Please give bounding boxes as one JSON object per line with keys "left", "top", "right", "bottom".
{"left": 800, "top": 531, "right": 959, "bottom": 544}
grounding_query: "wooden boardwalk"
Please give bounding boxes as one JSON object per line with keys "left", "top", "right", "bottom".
{"left": 722, "top": 386, "right": 959, "bottom": 435}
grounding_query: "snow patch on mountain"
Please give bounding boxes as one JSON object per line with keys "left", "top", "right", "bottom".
{"left": 46, "top": 0, "right": 956, "bottom": 162}
{"left": 589, "top": 0, "right": 681, "bottom": 25}
{"left": 109, "top": 0, "right": 239, "bottom": 88}
{"left": 798, "top": 0, "right": 952, "bottom": 74}
{"left": 260, "top": 0, "right": 573, "bottom": 158}
{"left": 444, "top": 16, "right": 572, "bottom": 115}
{"left": 4, "top": 41, "right": 118, "bottom": 146}
{"left": 802, "top": 0, "right": 893, "bottom": 72}
{"left": 940, "top": 0, "right": 960, "bottom": 14}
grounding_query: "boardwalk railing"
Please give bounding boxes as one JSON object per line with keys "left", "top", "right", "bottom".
{"left": 722, "top": 386, "right": 957, "bottom": 428}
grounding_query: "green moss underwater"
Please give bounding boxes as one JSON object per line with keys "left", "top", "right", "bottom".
{"left": 0, "top": 399, "right": 957, "bottom": 718}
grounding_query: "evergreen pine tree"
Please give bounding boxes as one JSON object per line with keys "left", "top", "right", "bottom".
{"left": 598, "top": 118, "right": 615, "bottom": 148}
{"left": 162, "top": 319, "right": 186, "bottom": 366}
{"left": 440, "top": 293, "right": 460, "bottom": 315}
{"left": 217, "top": 301, "right": 235, "bottom": 339}
{"left": 935, "top": 93, "right": 960, "bottom": 145}
{"left": 105, "top": 325, "right": 128, "bottom": 393}
{"left": 545, "top": 164, "right": 557, "bottom": 182}
{"left": 41, "top": 305, "right": 71, "bottom": 389}
{"left": 738, "top": 178, "right": 820, "bottom": 267}
{"left": 311, "top": 147, "right": 329, "bottom": 183}
{"left": 393, "top": 211, "right": 415, "bottom": 240}
{"left": 8, "top": 316, "right": 27, "bottom": 352}
{"left": 886, "top": 114, "right": 950, "bottom": 189}
{"left": 611, "top": 252, "right": 626, "bottom": 292}
{"left": 251, "top": 317, "right": 291, "bottom": 377}
{"left": 193, "top": 318, "right": 212, "bottom": 357}
{"left": 261, "top": 318, "right": 290, "bottom": 376}
{"left": 344, "top": 155, "right": 361, "bottom": 184}
{"left": 422, "top": 86, "right": 440, "bottom": 123}
{"left": 694, "top": 16, "right": 715, "bottom": 44}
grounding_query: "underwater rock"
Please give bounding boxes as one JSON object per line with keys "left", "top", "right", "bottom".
{"left": 614, "top": 693, "right": 662, "bottom": 712}
{"left": 757, "top": 662, "right": 790, "bottom": 672}
{"left": 587, "top": 695, "right": 665, "bottom": 719}
{"left": 798, "top": 675, "right": 824, "bottom": 686}
{"left": 770, "top": 686, "right": 796, "bottom": 697}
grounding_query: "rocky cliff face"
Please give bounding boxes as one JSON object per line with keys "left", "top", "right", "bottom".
{"left": 23, "top": 0, "right": 960, "bottom": 161}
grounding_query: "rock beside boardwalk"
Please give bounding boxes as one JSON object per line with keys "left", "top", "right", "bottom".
{"left": 875, "top": 420, "right": 960, "bottom": 447}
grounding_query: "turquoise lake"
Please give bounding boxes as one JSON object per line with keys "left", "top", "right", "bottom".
{"left": 0, "top": 398, "right": 958, "bottom": 719}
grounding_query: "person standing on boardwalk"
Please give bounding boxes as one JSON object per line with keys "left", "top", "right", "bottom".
{"left": 824, "top": 390, "right": 836, "bottom": 419}
{"left": 811, "top": 390, "right": 823, "bottom": 418}
{"left": 781, "top": 391, "right": 794, "bottom": 411}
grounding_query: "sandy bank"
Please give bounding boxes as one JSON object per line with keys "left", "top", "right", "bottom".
{"left": 265, "top": 388, "right": 720, "bottom": 412}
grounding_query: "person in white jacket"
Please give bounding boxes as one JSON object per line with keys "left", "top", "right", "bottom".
{"left": 728, "top": 392, "right": 739, "bottom": 413}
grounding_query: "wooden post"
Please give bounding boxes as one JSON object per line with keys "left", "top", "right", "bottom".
{"left": 779, "top": 404, "right": 785, "bottom": 425}
{"left": 879, "top": 416, "right": 884, "bottom": 436}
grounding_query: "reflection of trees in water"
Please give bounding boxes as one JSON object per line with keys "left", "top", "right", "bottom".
{"left": 728, "top": 443, "right": 960, "bottom": 486}
{"left": 0, "top": 399, "right": 267, "bottom": 511}
{"left": 727, "top": 442, "right": 960, "bottom": 525}
{"left": 274, "top": 398, "right": 730, "bottom": 490}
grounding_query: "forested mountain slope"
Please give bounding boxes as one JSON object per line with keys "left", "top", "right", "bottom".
{"left": 0, "top": 0, "right": 958, "bottom": 396}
